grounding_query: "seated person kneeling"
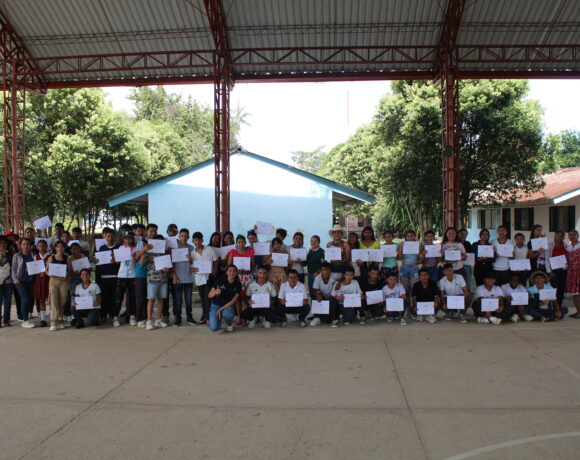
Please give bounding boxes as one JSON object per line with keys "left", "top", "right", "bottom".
{"left": 278, "top": 269, "right": 310, "bottom": 327}
{"left": 243, "top": 265, "right": 278, "bottom": 329}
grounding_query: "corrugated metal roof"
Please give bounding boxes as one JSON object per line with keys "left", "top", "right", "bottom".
{"left": 0, "top": 0, "right": 578, "bottom": 86}
{"left": 512, "top": 167, "right": 580, "bottom": 205}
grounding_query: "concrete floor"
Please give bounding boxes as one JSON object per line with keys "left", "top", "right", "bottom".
{"left": 1, "top": 307, "right": 579, "bottom": 460}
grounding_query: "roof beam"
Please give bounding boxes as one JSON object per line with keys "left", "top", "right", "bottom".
{"left": 433, "top": 0, "right": 467, "bottom": 79}
{"left": 203, "top": 0, "right": 231, "bottom": 66}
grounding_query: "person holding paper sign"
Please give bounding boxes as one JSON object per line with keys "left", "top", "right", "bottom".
{"left": 440, "top": 227, "right": 467, "bottom": 279}
{"left": 310, "top": 262, "right": 341, "bottom": 326}
{"left": 72, "top": 269, "right": 101, "bottom": 328}
{"left": 511, "top": 233, "right": 531, "bottom": 286}
{"left": 71, "top": 227, "right": 90, "bottom": 256}
{"left": 399, "top": 230, "right": 422, "bottom": 310}
{"left": 115, "top": 234, "right": 137, "bottom": 326}
{"left": 491, "top": 225, "right": 514, "bottom": 286}
{"left": 473, "top": 273, "right": 509, "bottom": 325}
{"left": 263, "top": 238, "right": 289, "bottom": 294}
{"left": 330, "top": 266, "right": 362, "bottom": 326}
{"left": 411, "top": 269, "right": 439, "bottom": 323}
{"left": 246, "top": 230, "right": 265, "bottom": 268}
{"left": 359, "top": 226, "right": 381, "bottom": 276}
{"left": 278, "top": 269, "right": 309, "bottom": 326}
{"left": 0, "top": 236, "right": 15, "bottom": 327}
{"left": 501, "top": 273, "right": 533, "bottom": 322}
{"left": 140, "top": 234, "right": 170, "bottom": 330}
{"left": 67, "top": 243, "right": 88, "bottom": 323}
{"left": 347, "top": 232, "right": 363, "bottom": 280}
{"left": 11, "top": 238, "right": 37, "bottom": 328}
{"left": 527, "top": 224, "right": 547, "bottom": 271}
{"left": 171, "top": 228, "right": 195, "bottom": 326}
{"left": 306, "top": 235, "right": 325, "bottom": 297}
{"left": 382, "top": 273, "right": 407, "bottom": 325}
{"left": 208, "top": 264, "right": 242, "bottom": 332}
{"left": 359, "top": 266, "right": 384, "bottom": 322}
{"left": 527, "top": 271, "right": 567, "bottom": 322}
{"left": 46, "top": 240, "right": 70, "bottom": 331}
{"left": 289, "top": 232, "right": 308, "bottom": 283}
{"left": 326, "top": 225, "right": 350, "bottom": 275}
{"left": 564, "top": 229, "right": 580, "bottom": 318}
{"left": 132, "top": 223, "right": 157, "bottom": 327}
{"left": 95, "top": 227, "right": 121, "bottom": 326}
{"left": 32, "top": 239, "right": 50, "bottom": 327}
{"left": 458, "top": 228, "right": 475, "bottom": 290}
{"left": 242, "top": 266, "right": 278, "bottom": 328}
{"left": 472, "top": 228, "right": 494, "bottom": 286}
{"left": 421, "top": 230, "right": 440, "bottom": 283}
{"left": 545, "top": 231, "right": 567, "bottom": 308}
{"left": 380, "top": 230, "right": 399, "bottom": 282}
{"left": 226, "top": 235, "right": 255, "bottom": 324}
{"left": 191, "top": 232, "right": 219, "bottom": 324}
{"left": 438, "top": 264, "right": 469, "bottom": 322}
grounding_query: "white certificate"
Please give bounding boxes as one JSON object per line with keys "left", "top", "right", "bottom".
{"left": 445, "top": 249, "right": 461, "bottom": 261}
{"left": 446, "top": 295, "right": 465, "bottom": 310}
{"left": 253, "top": 242, "right": 271, "bottom": 256}
{"left": 386, "top": 297, "right": 404, "bottom": 312}
{"left": 311, "top": 300, "right": 330, "bottom": 315}
{"left": 481, "top": 298, "right": 499, "bottom": 312}
{"left": 343, "top": 293, "right": 361, "bottom": 308}
{"left": 425, "top": 244, "right": 441, "bottom": 258}
{"left": 68, "top": 239, "right": 80, "bottom": 247}
{"left": 94, "top": 238, "right": 106, "bottom": 250}
{"left": 285, "top": 292, "right": 304, "bottom": 307}
{"left": 113, "top": 246, "right": 132, "bottom": 262}
{"left": 290, "top": 247, "right": 308, "bottom": 261}
{"left": 256, "top": 221, "right": 274, "bottom": 235}
{"left": 217, "top": 244, "right": 235, "bottom": 259}
{"left": 365, "top": 290, "right": 384, "bottom": 305}
{"left": 367, "top": 249, "right": 384, "bottom": 263}
{"left": 351, "top": 249, "right": 369, "bottom": 263}
{"left": 509, "top": 259, "right": 531, "bottom": 271}
{"left": 147, "top": 239, "right": 166, "bottom": 254}
{"left": 324, "top": 247, "right": 341, "bottom": 261}
{"left": 75, "top": 296, "right": 94, "bottom": 310}
{"left": 539, "top": 288, "right": 557, "bottom": 301}
{"left": 549, "top": 255, "right": 567, "bottom": 270}
{"left": 153, "top": 254, "right": 172, "bottom": 271}
{"left": 531, "top": 237, "right": 549, "bottom": 252}
{"left": 165, "top": 236, "right": 179, "bottom": 250}
{"left": 134, "top": 236, "right": 143, "bottom": 243}
{"left": 402, "top": 241, "right": 419, "bottom": 255}
{"left": 381, "top": 244, "right": 397, "bottom": 258}
{"left": 48, "top": 263, "right": 67, "bottom": 277}
{"left": 94, "top": 250, "right": 112, "bottom": 265}
{"left": 71, "top": 257, "right": 90, "bottom": 272}
{"left": 496, "top": 244, "right": 514, "bottom": 258}
{"left": 251, "top": 293, "right": 270, "bottom": 308}
{"left": 271, "top": 252, "right": 289, "bottom": 267}
{"left": 171, "top": 248, "right": 189, "bottom": 263}
{"left": 477, "top": 245, "right": 494, "bottom": 258}
{"left": 193, "top": 260, "right": 212, "bottom": 274}
{"left": 233, "top": 256, "right": 251, "bottom": 271}
{"left": 416, "top": 301, "right": 434, "bottom": 315}
{"left": 26, "top": 260, "right": 46, "bottom": 276}
{"left": 465, "top": 253, "right": 476, "bottom": 266}
{"left": 511, "top": 292, "right": 529, "bottom": 306}
{"left": 34, "top": 237, "right": 51, "bottom": 247}
{"left": 34, "top": 215, "right": 52, "bottom": 230}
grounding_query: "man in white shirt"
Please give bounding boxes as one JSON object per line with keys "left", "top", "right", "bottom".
{"left": 473, "top": 272, "right": 512, "bottom": 325}
{"left": 242, "top": 265, "right": 277, "bottom": 328}
{"left": 330, "top": 266, "right": 362, "bottom": 327}
{"left": 310, "top": 262, "right": 340, "bottom": 326}
{"left": 278, "top": 269, "right": 309, "bottom": 327}
{"left": 438, "top": 263, "right": 469, "bottom": 323}
{"left": 191, "top": 232, "right": 219, "bottom": 324}
{"left": 501, "top": 272, "right": 533, "bottom": 322}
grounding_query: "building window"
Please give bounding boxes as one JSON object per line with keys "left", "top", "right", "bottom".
{"left": 357, "top": 217, "right": 365, "bottom": 227}
{"left": 514, "top": 208, "right": 534, "bottom": 231}
{"left": 477, "top": 210, "right": 493, "bottom": 229}
{"left": 549, "top": 206, "right": 576, "bottom": 232}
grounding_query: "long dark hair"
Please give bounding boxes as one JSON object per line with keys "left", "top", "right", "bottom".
{"left": 361, "top": 226, "right": 375, "bottom": 241}
{"left": 442, "top": 227, "right": 458, "bottom": 243}
{"left": 209, "top": 232, "right": 221, "bottom": 248}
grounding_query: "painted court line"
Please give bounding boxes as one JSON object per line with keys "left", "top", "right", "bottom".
{"left": 443, "top": 431, "right": 580, "bottom": 460}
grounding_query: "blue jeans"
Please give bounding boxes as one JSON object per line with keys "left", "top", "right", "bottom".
{"left": 172, "top": 283, "right": 193, "bottom": 321}
{"left": 0, "top": 283, "right": 13, "bottom": 319}
{"left": 14, "top": 281, "right": 34, "bottom": 322}
{"left": 400, "top": 264, "right": 418, "bottom": 282}
{"left": 209, "top": 303, "right": 235, "bottom": 331}
{"left": 529, "top": 306, "right": 568, "bottom": 321}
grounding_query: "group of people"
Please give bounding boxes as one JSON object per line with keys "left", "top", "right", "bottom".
{"left": 0, "top": 221, "right": 578, "bottom": 333}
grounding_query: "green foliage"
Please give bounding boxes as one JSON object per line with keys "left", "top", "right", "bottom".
{"left": 291, "top": 146, "right": 327, "bottom": 173}
{"left": 540, "top": 130, "right": 580, "bottom": 172}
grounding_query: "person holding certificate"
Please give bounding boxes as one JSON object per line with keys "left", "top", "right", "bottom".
{"left": 72, "top": 269, "right": 101, "bottom": 328}
{"left": 359, "top": 226, "right": 381, "bottom": 274}
{"left": 326, "top": 225, "right": 350, "bottom": 275}
{"left": 330, "top": 266, "right": 362, "bottom": 327}
{"left": 472, "top": 229, "right": 495, "bottom": 287}
{"left": 263, "top": 238, "right": 289, "bottom": 295}
{"left": 380, "top": 230, "right": 399, "bottom": 282}
{"left": 0, "top": 236, "right": 15, "bottom": 327}
{"left": 310, "top": 262, "right": 340, "bottom": 326}
{"left": 278, "top": 269, "right": 309, "bottom": 327}
{"left": 473, "top": 273, "right": 509, "bottom": 325}
{"left": 565, "top": 229, "right": 580, "bottom": 318}
{"left": 438, "top": 264, "right": 469, "bottom": 322}
{"left": 289, "top": 232, "right": 308, "bottom": 283}
{"left": 242, "top": 265, "right": 277, "bottom": 328}
{"left": 501, "top": 272, "right": 533, "bottom": 322}
{"left": 527, "top": 224, "right": 547, "bottom": 271}
{"left": 140, "top": 235, "right": 170, "bottom": 330}
{"left": 399, "top": 230, "right": 422, "bottom": 310}
{"left": 208, "top": 264, "right": 242, "bottom": 332}
{"left": 171, "top": 229, "right": 194, "bottom": 327}
{"left": 95, "top": 227, "right": 121, "bottom": 327}
{"left": 191, "top": 232, "right": 219, "bottom": 325}
{"left": 246, "top": 230, "right": 264, "bottom": 268}
{"left": 226, "top": 235, "right": 255, "bottom": 324}
{"left": 511, "top": 233, "right": 531, "bottom": 286}
{"left": 32, "top": 239, "right": 50, "bottom": 327}
{"left": 306, "top": 235, "right": 325, "bottom": 298}
{"left": 382, "top": 273, "right": 407, "bottom": 325}
{"left": 545, "top": 231, "right": 568, "bottom": 308}
{"left": 491, "top": 225, "right": 514, "bottom": 286}
{"left": 11, "top": 238, "right": 37, "bottom": 328}
{"left": 420, "top": 230, "right": 440, "bottom": 283}
{"left": 46, "top": 240, "right": 70, "bottom": 331}
{"left": 527, "top": 271, "right": 567, "bottom": 322}
{"left": 440, "top": 227, "right": 467, "bottom": 279}
{"left": 411, "top": 269, "right": 440, "bottom": 323}
{"left": 359, "top": 266, "right": 385, "bottom": 322}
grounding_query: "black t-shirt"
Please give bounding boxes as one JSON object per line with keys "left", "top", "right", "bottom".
{"left": 212, "top": 277, "right": 242, "bottom": 307}
{"left": 359, "top": 277, "right": 384, "bottom": 293}
{"left": 412, "top": 280, "right": 439, "bottom": 302}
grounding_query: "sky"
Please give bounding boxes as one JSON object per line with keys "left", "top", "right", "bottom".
{"left": 105, "top": 79, "right": 580, "bottom": 165}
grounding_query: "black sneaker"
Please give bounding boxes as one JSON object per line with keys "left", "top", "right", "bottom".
{"left": 75, "top": 319, "right": 85, "bottom": 329}
{"left": 186, "top": 318, "right": 199, "bottom": 325}
{"left": 39, "top": 320, "right": 48, "bottom": 327}
{"left": 174, "top": 318, "right": 182, "bottom": 327}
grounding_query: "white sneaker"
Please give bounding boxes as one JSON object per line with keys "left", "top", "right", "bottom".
{"left": 57, "top": 323, "right": 66, "bottom": 329}
{"left": 226, "top": 325, "right": 234, "bottom": 332}
{"left": 129, "top": 316, "right": 137, "bottom": 326}
{"left": 436, "top": 309, "right": 446, "bottom": 320}
{"left": 331, "top": 320, "right": 339, "bottom": 328}
{"left": 343, "top": 321, "right": 350, "bottom": 326}
{"left": 156, "top": 319, "right": 168, "bottom": 328}
{"left": 137, "top": 320, "right": 146, "bottom": 328}
{"left": 458, "top": 313, "right": 467, "bottom": 323}
{"left": 112, "top": 318, "right": 120, "bottom": 327}
{"left": 523, "top": 314, "right": 534, "bottom": 322}
{"left": 489, "top": 316, "right": 502, "bottom": 325}
{"left": 477, "top": 317, "right": 490, "bottom": 324}
{"left": 146, "top": 320, "right": 154, "bottom": 330}
{"left": 426, "top": 315, "right": 437, "bottom": 324}
{"left": 359, "top": 318, "right": 366, "bottom": 325}
{"left": 400, "top": 318, "right": 407, "bottom": 326}
{"left": 386, "top": 316, "right": 393, "bottom": 323}
{"left": 280, "top": 321, "right": 287, "bottom": 327}
{"left": 263, "top": 321, "right": 272, "bottom": 328}
{"left": 310, "top": 317, "right": 321, "bottom": 327}
{"left": 21, "top": 321, "right": 35, "bottom": 328}
{"left": 415, "top": 315, "right": 424, "bottom": 322}
{"left": 300, "top": 321, "right": 306, "bottom": 327}
{"left": 49, "top": 325, "right": 57, "bottom": 332}
{"left": 510, "top": 314, "right": 519, "bottom": 323}
{"left": 248, "top": 318, "right": 257, "bottom": 329}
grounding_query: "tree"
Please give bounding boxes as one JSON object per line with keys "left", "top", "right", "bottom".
{"left": 541, "top": 130, "right": 580, "bottom": 171}
{"left": 291, "top": 146, "right": 327, "bottom": 173}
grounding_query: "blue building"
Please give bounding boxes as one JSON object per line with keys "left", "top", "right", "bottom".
{"left": 109, "top": 151, "right": 373, "bottom": 242}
